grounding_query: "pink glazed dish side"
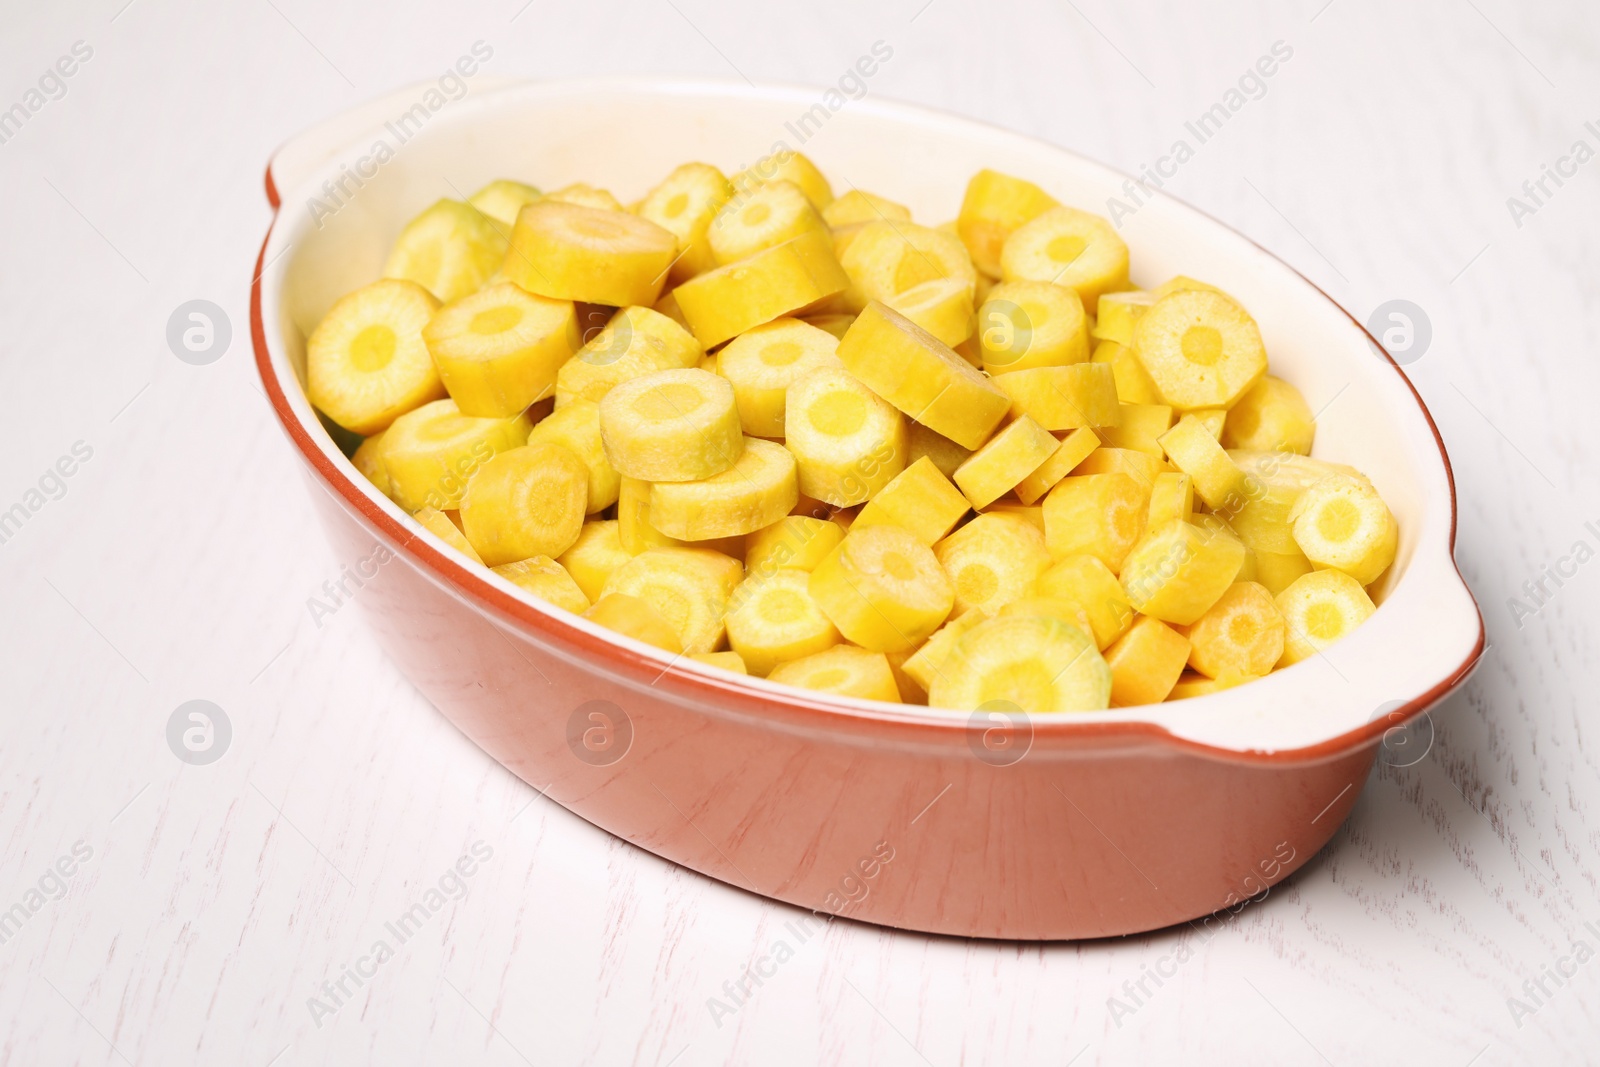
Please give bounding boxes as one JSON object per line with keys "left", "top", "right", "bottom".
{"left": 252, "top": 79, "right": 1484, "bottom": 940}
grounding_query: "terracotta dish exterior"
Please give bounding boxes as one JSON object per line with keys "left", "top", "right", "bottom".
{"left": 253, "top": 80, "right": 1483, "bottom": 939}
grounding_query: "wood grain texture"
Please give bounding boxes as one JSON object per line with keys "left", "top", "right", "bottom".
{"left": 1, "top": 0, "right": 1597, "bottom": 1062}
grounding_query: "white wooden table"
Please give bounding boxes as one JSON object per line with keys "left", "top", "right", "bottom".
{"left": 2, "top": 0, "right": 1597, "bottom": 1062}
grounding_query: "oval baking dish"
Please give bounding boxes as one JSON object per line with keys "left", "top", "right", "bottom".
{"left": 253, "top": 79, "right": 1483, "bottom": 939}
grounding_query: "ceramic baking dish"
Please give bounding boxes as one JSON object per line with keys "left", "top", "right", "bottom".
{"left": 252, "top": 78, "right": 1483, "bottom": 939}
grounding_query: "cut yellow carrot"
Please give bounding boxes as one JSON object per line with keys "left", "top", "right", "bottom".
{"left": 725, "top": 568, "right": 841, "bottom": 675}
{"left": 1147, "top": 471, "right": 1194, "bottom": 528}
{"left": 558, "top": 520, "right": 634, "bottom": 602}
{"left": 957, "top": 169, "right": 1059, "bottom": 277}
{"left": 715, "top": 317, "right": 842, "bottom": 437}
{"left": 379, "top": 398, "right": 532, "bottom": 512}
{"left": 993, "top": 364, "right": 1121, "bottom": 431}
{"left": 709, "top": 179, "right": 829, "bottom": 266}
{"left": 616, "top": 476, "right": 681, "bottom": 553}
{"left": 1275, "top": 568, "right": 1375, "bottom": 665}
{"left": 836, "top": 301, "right": 1010, "bottom": 449}
{"left": 383, "top": 199, "right": 509, "bottom": 302}
{"left": 672, "top": 230, "right": 850, "bottom": 348}
{"left": 822, "top": 189, "right": 911, "bottom": 228}
{"left": 883, "top": 647, "right": 927, "bottom": 704}
{"left": 1185, "top": 581, "right": 1286, "bottom": 678}
{"left": 1098, "top": 403, "right": 1174, "bottom": 457}
{"left": 423, "top": 283, "right": 580, "bottom": 418}
{"left": 1000, "top": 205, "right": 1128, "bottom": 313}
{"left": 637, "top": 162, "right": 733, "bottom": 284}
{"left": 952, "top": 416, "right": 1060, "bottom": 509}
{"left": 998, "top": 588, "right": 1113, "bottom": 646}
{"left": 1236, "top": 449, "right": 1363, "bottom": 493}
{"left": 1158, "top": 414, "right": 1248, "bottom": 511}
{"left": 978, "top": 280, "right": 1090, "bottom": 373}
{"left": 809, "top": 524, "right": 954, "bottom": 652}
{"left": 839, "top": 221, "right": 978, "bottom": 311}
{"left": 765, "top": 645, "right": 899, "bottom": 701}
{"left": 853, "top": 456, "right": 971, "bottom": 545}
{"left": 800, "top": 312, "right": 856, "bottom": 339}
{"left": 1070, "top": 446, "right": 1166, "bottom": 495}
{"left": 883, "top": 277, "right": 975, "bottom": 347}
{"left": 467, "top": 180, "right": 541, "bottom": 228}
{"left": 934, "top": 513, "right": 1052, "bottom": 617}
{"left": 459, "top": 442, "right": 589, "bottom": 566}
{"left": 1091, "top": 291, "right": 1156, "bottom": 345}
{"left": 353, "top": 430, "right": 392, "bottom": 499}
{"left": 599, "top": 547, "right": 743, "bottom": 654}
{"left": 526, "top": 398, "right": 619, "bottom": 513}
{"left": 584, "top": 592, "right": 682, "bottom": 654}
{"left": 829, "top": 223, "right": 865, "bottom": 265}
{"left": 1132, "top": 289, "right": 1267, "bottom": 410}
{"left": 905, "top": 422, "right": 973, "bottom": 480}
{"left": 691, "top": 532, "right": 749, "bottom": 557}
{"left": 654, "top": 288, "right": 694, "bottom": 333}
{"left": 492, "top": 555, "right": 591, "bottom": 614}
{"left": 1103, "top": 615, "right": 1191, "bottom": 706}
{"left": 1223, "top": 375, "right": 1316, "bottom": 455}
{"left": 1152, "top": 275, "right": 1233, "bottom": 300}
{"left": 1119, "top": 518, "right": 1247, "bottom": 625}
{"left": 732, "top": 151, "right": 833, "bottom": 211}
{"left": 745, "top": 515, "right": 847, "bottom": 575}
{"left": 306, "top": 278, "right": 444, "bottom": 435}
{"left": 413, "top": 505, "right": 484, "bottom": 565}
{"left": 1189, "top": 408, "right": 1227, "bottom": 440}
{"left": 1015, "top": 428, "right": 1100, "bottom": 506}
{"left": 1289, "top": 475, "right": 1398, "bottom": 585}
{"left": 953, "top": 334, "right": 984, "bottom": 367}
{"left": 1251, "top": 548, "right": 1314, "bottom": 596}
{"left": 1031, "top": 554, "right": 1134, "bottom": 649}
{"left": 1225, "top": 449, "right": 1364, "bottom": 552}
{"left": 927, "top": 615, "right": 1111, "bottom": 713}
{"left": 1093, "top": 339, "right": 1164, "bottom": 405}
{"left": 1226, "top": 465, "right": 1311, "bottom": 553}
{"left": 900, "top": 608, "right": 990, "bottom": 693}
{"left": 554, "top": 305, "right": 704, "bottom": 407}
{"left": 784, "top": 365, "right": 906, "bottom": 506}
{"left": 648, "top": 438, "right": 798, "bottom": 539}
{"left": 983, "top": 501, "right": 1044, "bottom": 532}
{"left": 997, "top": 597, "right": 1097, "bottom": 646}
{"left": 542, "top": 183, "right": 625, "bottom": 212}
{"left": 1166, "top": 669, "right": 1262, "bottom": 701}
{"left": 1042, "top": 472, "right": 1149, "bottom": 572}
{"left": 691, "top": 650, "right": 748, "bottom": 673}
{"left": 598, "top": 368, "right": 744, "bottom": 482}
{"left": 826, "top": 223, "right": 870, "bottom": 288}
{"left": 1235, "top": 544, "right": 1259, "bottom": 585}
{"left": 503, "top": 200, "right": 677, "bottom": 307}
